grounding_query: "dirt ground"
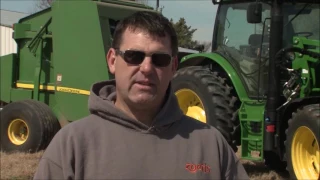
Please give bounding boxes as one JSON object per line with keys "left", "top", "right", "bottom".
{"left": 236, "top": 147, "right": 290, "bottom": 180}
{"left": 0, "top": 151, "right": 43, "bottom": 179}
{"left": 0, "top": 149, "right": 290, "bottom": 179}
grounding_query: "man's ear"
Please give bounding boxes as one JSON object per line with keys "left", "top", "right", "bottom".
{"left": 107, "top": 48, "right": 116, "bottom": 74}
{"left": 172, "top": 56, "right": 179, "bottom": 73}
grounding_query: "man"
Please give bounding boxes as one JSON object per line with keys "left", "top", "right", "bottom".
{"left": 33, "top": 11, "right": 249, "bottom": 180}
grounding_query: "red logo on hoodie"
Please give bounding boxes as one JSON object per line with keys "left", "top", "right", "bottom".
{"left": 185, "top": 163, "right": 211, "bottom": 173}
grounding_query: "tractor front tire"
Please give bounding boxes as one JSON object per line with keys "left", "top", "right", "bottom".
{"left": 285, "top": 104, "right": 320, "bottom": 180}
{"left": 0, "top": 100, "right": 61, "bottom": 153}
{"left": 172, "top": 66, "right": 238, "bottom": 152}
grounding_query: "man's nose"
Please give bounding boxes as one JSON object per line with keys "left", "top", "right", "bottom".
{"left": 139, "top": 57, "right": 154, "bottom": 74}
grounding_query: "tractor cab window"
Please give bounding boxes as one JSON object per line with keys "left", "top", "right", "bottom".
{"left": 283, "top": 3, "right": 320, "bottom": 45}
{"left": 214, "top": 2, "right": 319, "bottom": 99}
{"left": 215, "top": 2, "right": 271, "bottom": 98}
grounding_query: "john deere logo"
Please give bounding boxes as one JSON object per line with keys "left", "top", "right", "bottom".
{"left": 57, "top": 87, "right": 80, "bottom": 94}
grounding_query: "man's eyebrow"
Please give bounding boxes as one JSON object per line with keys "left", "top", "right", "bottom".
{"left": 153, "top": 50, "right": 171, "bottom": 54}
{"left": 127, "top": 48, "right": 171, "bottom": 54}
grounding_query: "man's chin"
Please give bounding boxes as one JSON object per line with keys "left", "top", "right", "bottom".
{"left": 129, "top": 95, "right": 157, "bottom": 106}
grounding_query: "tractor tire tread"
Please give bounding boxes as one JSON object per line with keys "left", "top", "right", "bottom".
{"left": 173, "top": 66, "right": 239, "bottom": 152}
{"left": 0, "top": 100, "right": 60, "bottom": 153}
{"left": 284, "top": 103, "right": 320, "bottom": 179}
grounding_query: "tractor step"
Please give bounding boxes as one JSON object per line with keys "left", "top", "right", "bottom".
{"left": 242, "top": 138, "right": 261, "bottom": 141}
{"left": 239, "top": 100, "right": 265, "bottom": 161}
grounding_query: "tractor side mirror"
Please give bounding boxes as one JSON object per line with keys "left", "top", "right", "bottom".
{"left": 247, "top": 2, "right": 262, "bottom": 24}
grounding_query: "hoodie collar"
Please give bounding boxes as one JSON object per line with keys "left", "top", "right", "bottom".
{"left": 88, "top": 80, "right": 183, "bottom": 133}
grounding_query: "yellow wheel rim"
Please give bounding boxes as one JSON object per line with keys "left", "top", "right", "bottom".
{"left": 291, "top": 126, "right": 319, "bottom": 179}
{"left": 175, "top": 89, "right": 206, "bottom": 123}
{"left": 7, "top": 119, "right": 29, "bottom": 145}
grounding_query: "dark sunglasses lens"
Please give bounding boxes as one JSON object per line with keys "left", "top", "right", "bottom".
{"left": 152, "top": 54, "right": 172, "bottom": 67}
{"left": 124, "top": 50, "right": 145, "bottom": 64}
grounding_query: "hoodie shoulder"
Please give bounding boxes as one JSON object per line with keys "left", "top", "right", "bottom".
{"left": 33, "top": 114, "right": 106, "bottom": 179}
{"left": 59, "top": 114, "right": 103, "bottom": 132}
{"left": 41, "top": 114, "right": 107, "bottom": 157}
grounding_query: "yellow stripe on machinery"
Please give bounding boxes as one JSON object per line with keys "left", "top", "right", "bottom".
{"left": 16, "top": 83, "right": 90, "bottom": 95}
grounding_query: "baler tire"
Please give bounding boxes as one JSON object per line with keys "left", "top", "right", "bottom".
{"left": 0, "top": 100, "right": 61, "bottom": 153}
{"left": 284, "top": 104, "right": 320, "bottom": 180}
{"left": 172, "top": 66, "right": 238, "bottom": 152}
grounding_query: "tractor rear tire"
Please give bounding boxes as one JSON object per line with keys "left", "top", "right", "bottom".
{"left": 284, "top": 104, "right": 320, "bottom": 180}
{"left": 172, "top": 66, "right": 238, "bottom": 152}
{"left": 0, "top": 99, "right": 61, "bottom": 153}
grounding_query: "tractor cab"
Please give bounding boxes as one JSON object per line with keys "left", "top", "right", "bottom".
{"left": 212, "top": 0, "right": 319, "bottom": 99}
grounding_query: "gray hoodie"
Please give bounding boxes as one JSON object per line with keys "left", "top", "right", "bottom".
{"left": 33, "top": 80, "right": 249, "bottom": 180}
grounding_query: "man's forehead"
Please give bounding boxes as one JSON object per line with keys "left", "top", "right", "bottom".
{"left": 124, "top": 26, "right": 168, "bottom": 39}
{"left": 118, "top": 27, "right": 172, "bottom": 54}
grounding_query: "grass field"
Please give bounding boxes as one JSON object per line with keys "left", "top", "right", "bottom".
{"left": 0, "top": 148, "right": 290, "bottom": 180}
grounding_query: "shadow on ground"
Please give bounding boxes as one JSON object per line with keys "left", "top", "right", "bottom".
{"left": 242, "top": 160, "right": 290, "bottom": 180}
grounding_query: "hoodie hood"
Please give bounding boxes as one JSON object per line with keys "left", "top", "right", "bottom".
{"left": 88, "top": 79, "right": 184, "bottom": 133}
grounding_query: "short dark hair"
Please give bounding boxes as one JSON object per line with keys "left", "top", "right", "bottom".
{"left": 111, "top": 11, "right": 178, "bottom": 56}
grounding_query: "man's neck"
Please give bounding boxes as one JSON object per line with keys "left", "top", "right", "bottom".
{"left": 114, "top": 97, "right": 163, "bottom": 127}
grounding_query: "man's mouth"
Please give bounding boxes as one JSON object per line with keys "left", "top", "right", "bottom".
{"left": 135, "top": 80, "right": 155, "bottom": 86}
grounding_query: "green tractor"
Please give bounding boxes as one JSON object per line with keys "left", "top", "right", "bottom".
{"left": 172, "top": 0, "right": 319, "bottom": 179}
{"left": 0, "top": 0, "right": 319, "bottom": 179}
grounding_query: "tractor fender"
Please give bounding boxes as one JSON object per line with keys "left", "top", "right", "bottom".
{"left": 179, "top": 53, "right": 249, "bottom": 101}
{"left": 278, "top": 96, "right": 320, "bottom": 118}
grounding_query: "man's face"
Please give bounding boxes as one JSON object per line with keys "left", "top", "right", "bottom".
{"left": 107, "top": 28, "right": 178, "bottom": 108}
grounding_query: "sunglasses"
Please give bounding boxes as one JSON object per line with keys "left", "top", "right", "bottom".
{"left": 115, "top": 49, "right": 173, "bottom": 67}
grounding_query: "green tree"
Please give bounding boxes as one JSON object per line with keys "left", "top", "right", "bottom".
{"left": 169, "top": 18, "right": 212, "bottom": 52}
{"left": 35, "top": 0, "right": 54, "bottom": 10}
{"left": 170, "top": 18, "right": 198, "bottom": 49}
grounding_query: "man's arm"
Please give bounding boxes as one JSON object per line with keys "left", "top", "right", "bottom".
{"left": 33, "top": 127, "right": 75, "bottom": 180}
{"left": 223, "top": 151, "right": 249, "bottom": 180}
{"left": 215, "top": 129, "right": 249, "bottom": 180}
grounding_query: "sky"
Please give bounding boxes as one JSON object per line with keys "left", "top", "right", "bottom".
{"left": 0, "top": 0, "right": 218, "bottom": 42}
